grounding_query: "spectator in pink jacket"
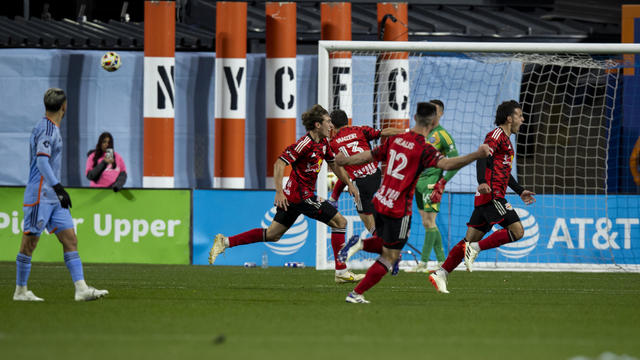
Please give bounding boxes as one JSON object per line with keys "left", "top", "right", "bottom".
{"left": 85, "top": 132, "right": 127, "bottom": 192}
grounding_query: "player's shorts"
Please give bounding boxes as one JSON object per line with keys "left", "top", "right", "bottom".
{"left": 373, "top": 210, "right": 412, "bottom": 250}
{"left": 353, "top": 169, "right": 381, "bottom": 214}
{"left": 415, "top": 174, "right": 441, "bottom": 213}
{"left": 273, "top": 196, "right": 339, "bottom": 228}
{"left": 23, "top": 201, "right": 74, "bottom": 236}
{"left": 467, "top": 197, "right": 521, "bottom": 234}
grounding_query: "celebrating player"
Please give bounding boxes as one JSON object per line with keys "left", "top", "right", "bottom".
{"left": 429, "top": 100, "right": 536, "bottom": 294}
{"left": 209, "top": 104, "right": 365, "bottom": 283}
{"left": 13, "top": 88, "right": 109, "bottom": 302}
{"left": 328, "top": 109, "right": 404, "bottom": 254}
{"left": 336, "top": 102, "right": 491, "bottom": 303}
{"left": 409, "top": 100, "right": 459, "bottom": 272}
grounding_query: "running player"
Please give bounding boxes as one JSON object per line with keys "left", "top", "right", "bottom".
{"left": 410, "top": 100, "right": 459, "bottom": 272}
{"left": 429, "top": 100, "right": 536, "bottom": 294}
{"left": 14, "top": 88, "right": 109, "bottom": 302}
{"left": 208, "top": 104, "right": 364, "bottom": 283}
{"left": 336, "top": 102, "right": 491, "bottom": 303}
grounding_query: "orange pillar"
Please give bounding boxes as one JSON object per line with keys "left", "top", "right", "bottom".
{"left": 214, "top": 2, "right": 247, "bottom": 188}
{"left": 321, "top": 2, "right": 352, "bottom": 125}
{"left": 143, "top": 0, "right": 175, "bottom": 188}
{"left": 265, "top": 2, "right": 296, "bottom": 189}
{"left": 377, "top": 3, "right": 409, "bottom": 129}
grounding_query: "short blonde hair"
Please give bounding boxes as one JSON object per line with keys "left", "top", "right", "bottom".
{"left": 44, "top": 88, "right": 66, "bottom": 112}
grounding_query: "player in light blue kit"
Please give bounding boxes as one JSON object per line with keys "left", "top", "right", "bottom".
{"left": 14, "top": 88, "right": 108, "bottom": 302}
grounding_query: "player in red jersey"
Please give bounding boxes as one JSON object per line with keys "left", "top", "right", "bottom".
{"left": 429, "top": 100, "right": 536, "bottom": 294}
{"left": 336, "top": 102, "right": 491, "bottom": 303}
{"left": 328, "top": 109, "right": 404, "bottom": 234}
{"left": 208, "top": 104, "right": 365, "bottom": 283}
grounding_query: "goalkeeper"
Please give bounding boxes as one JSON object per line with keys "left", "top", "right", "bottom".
{"left": 410, "top": 100, "right": 458, "bottom": 273}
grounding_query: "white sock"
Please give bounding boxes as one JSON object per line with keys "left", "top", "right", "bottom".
{"left": 224, "top": 237, "right": 230, "bottom": 247}
{"left": 15, "top": 285, "right": 27, "bottom": 293}
{"left": 436, "top": 268, "right": 448, "bottom": 277}
{"left": 335, "top": 268, "right": 347, "bottom": 276}
{"left": 74, "top": 279, "right": 88, "bottom": 292}
{"left": 471, "top": 242, "right": 481, "bottom": 251}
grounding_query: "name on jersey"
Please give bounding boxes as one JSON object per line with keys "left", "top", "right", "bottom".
{"left": 394, "top": 137, "right": 414, "bottom": 150}
{"left": 335, "top": 133, "right": 357, "bottom": 143}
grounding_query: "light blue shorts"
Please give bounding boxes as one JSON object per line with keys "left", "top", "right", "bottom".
{"left": 23, "top": 202, "right": 74, "bottom": 236}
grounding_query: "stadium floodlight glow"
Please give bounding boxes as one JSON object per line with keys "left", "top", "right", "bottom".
{"left": 317, "top": 40, "right": 640, "bottom": 272}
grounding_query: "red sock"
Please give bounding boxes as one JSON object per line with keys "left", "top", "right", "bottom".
{"left": 331, "top": 179, "right": 346, "bottom": 201}
{"left": 331, "top": 230, "right": 347, "bottom": 270}
{"left": 362, "top": 236, "right": 383, "bottom": 254}
{"left": 229, "top": 228, "right": 264, "bottom": 248}
{"left": 478, "top": 229, "right": 511, "bottom": 250}
{"left": 354, "top": 261, "right": 388, "bottom": 295}
{"left": 442, "top": 239, "right": 466, "bottom": 273}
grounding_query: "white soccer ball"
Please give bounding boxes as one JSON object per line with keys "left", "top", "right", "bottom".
{"left": 101, "top": 51, "right": 121, "bottom": 72}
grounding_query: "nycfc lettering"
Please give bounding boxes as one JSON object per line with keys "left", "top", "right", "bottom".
{"left": 388, "top": 67, "right": 408, "bottom": 111}
{"left": 548, "top": 218, "right": 638, "bottom": 250}
{"left": 224, "top": 66, "right": 245, "bottom": 111}
{"left": 332, "top": 66, "right": 350, "bottom": 110}
{"left": 156, "top": 65, "right": 175, "bottom": 109}
{"left": 275, "top": 66, "right": 294, "bottom": 110}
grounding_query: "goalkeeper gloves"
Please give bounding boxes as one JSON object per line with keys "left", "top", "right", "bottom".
{"left": 429, "top": 178, "right": 447, "bottom": 204}
{"left": 52, "top": 183, "right": 72, "bottom": 209}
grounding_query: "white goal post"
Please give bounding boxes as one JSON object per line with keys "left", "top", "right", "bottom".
{"left": 316, "top": 40, "right": 640, "bottom": 272}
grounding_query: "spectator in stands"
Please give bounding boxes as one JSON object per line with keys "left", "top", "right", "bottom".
{"left": 86, "top": 132, "right": 127, "bottom": 191}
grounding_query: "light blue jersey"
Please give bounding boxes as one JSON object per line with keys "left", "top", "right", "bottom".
{"left": 23, "top": 117, "right": 63, "bottom": 205}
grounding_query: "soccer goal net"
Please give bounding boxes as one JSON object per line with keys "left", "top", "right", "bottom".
{"left": 316, "top": 41, "right": 640, "bottom": 272}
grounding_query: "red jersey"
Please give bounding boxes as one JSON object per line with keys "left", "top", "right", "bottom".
{"left": 474, "top": 127, "right": 514, "bottom": 206}
{"left": 329, "top": 126, "right": 381, "bottom": 179}
{"left": 371, "top": 132, "right": 444, "bottom": 218}
{"left": 279, "top": 134, "right": 335, "bottom": 203}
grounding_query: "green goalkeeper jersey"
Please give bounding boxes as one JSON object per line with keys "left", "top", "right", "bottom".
{"left": 419, "top": 124, "right": 459, "bottom": 181}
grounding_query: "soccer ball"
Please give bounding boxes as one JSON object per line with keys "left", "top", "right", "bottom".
{"left": 101, "top": 51, "right": 121, "bottom": 72}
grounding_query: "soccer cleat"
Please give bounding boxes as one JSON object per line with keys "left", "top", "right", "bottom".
{"left": 335, "top": 270, "right": 365, "bottom": 283}
{"left": 338, "top": 235, "right": 363, "bottom": 263}
{"left": 75, "top": 286, "right": 109, "bottom": 301}
{"left": 463, "top": 241, "right": 480, "bottom": 272}
{"left": 208, "top": 234, "right": 226, "bottom": 265}
{"left": 406, "top": 262, "right": 430, "bottom": 273}
{"left": 13, "top": 289, "right": 44, "bottom": 302}
{"left": 428, "top": 271, "right": 449, "bottom": 294}
{"left": 345, "top": 291, "right": 370, "bottom": 304}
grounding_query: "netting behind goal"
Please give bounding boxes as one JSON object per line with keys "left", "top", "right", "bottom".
{"left": 317, "top": 41, "right": 640, "bottom": 272}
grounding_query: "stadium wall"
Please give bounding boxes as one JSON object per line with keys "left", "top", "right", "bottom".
{"left": 0, "top": 48, "right": 636, "bottom": 193}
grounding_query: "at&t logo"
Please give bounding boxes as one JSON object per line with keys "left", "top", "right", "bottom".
{"left": 260, "top": 207, "right": 308, "bottom": 255}
{"left": 494, "top": 208, "right": 539, "bottom": 259}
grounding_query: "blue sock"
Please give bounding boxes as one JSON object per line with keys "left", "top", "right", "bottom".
{"left": 63, "top": 251, "right": 85, "bottom": 283}
{"left": 16, "top": 253, "right": 32, "bottom": 286}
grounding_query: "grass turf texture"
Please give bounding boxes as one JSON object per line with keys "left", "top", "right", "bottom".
{"left": 1, "top": 262, "right": 639, "bottom": 360}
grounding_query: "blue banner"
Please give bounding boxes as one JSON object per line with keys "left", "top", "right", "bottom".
{"left": 407, "top": 194, "right": 640, "bottom": 266}
{"left": 193, "top": 189, "right": 317, "bottom": 266}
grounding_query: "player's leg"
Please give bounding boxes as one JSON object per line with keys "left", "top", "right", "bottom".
{"left": 13, "top": 204, "right": 49, "bottom": 301}
{"left": 470, "top": 198, "right": 523, "bottom": 253}
{"left": 429, "top": 209, "right": 487, "bottom": 293}
{"left": 346, "top": 212, "right": 408, "bottom": 303}
{"left": 52, "top": 205, "right": 109, "bottom": 301}
{"left": 209, "top": 206, "right": 294, "bottom": 264}
{"left": 342, "top": 174, "right": 378, "bottom": 261}
{"left": 326, "top": 210, "right": 362, "bottom": 282}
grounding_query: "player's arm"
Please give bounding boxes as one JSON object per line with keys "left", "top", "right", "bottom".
{"left": 335, "top": 150, "right": 373, "bottom": 166}
{"left": 509, "top": 174, "right": 536, "bottom": 205}
{"left": 431, "top": 130, "right": 460, "bottom": 202}
{"left": 273, "top": 158, "right": 289, "bottom": 210}
{"left": 476, "top": 157, "right": 491, "bottom": 194}
{"left": 36, "top": 136, "right": 72, "bottom": 208}
{"left": 328, "top": 161, "right": 360, "bottom": 206}
{"left": 379, "top": 127, "right": 405, "bottom": 137}
{"left": 436, "top": 144, "right": 490, "bottom": 171}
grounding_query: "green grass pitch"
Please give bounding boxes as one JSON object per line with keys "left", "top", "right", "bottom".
{"left": 1, "top": 262, "right": 639, "bottom": 360}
